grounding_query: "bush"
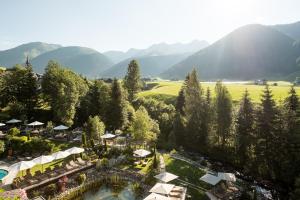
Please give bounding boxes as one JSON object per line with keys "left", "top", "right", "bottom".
{"left": 76, "top": 173, "right": 86, "bottom": 185}
{"left": 0, "top": 141, "right": 5, "bottom": 155}
{"left": 101, "top": 158, "right": 109, "bottom": 169}
{"left": 131, "top": 182, "right": 143, "bottom": 197}
{"left": 170, "top": 149, "right": 177, "bottom": 155}
{"left": 7, "top": 127, "right": 20, "bottom": 136}
{"left": 44, "top": 183, "right": 56, "bottom": 197}
{"left": 201, "top": 159, "right": 208, "bottom": 166}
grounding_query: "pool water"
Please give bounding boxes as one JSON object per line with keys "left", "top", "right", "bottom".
{"left": 83, "top": 184, "right": 138, "bottom": 200}
{"left": 0, "top": 169, "right": 8, "bottom": 180}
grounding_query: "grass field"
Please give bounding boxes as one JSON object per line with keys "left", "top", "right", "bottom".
{"left": 163, "top": 154, "right": 209, "bottom": 200}
{"left": 140, "top": 81, "right": 300, "bottom": 103}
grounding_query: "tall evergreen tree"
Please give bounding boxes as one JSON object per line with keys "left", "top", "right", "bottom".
{"left": 215, "top": 81, "right": 232, "bottom": 147}
{"left": 235, "top": 90, "right": 255, "bottom": 168}
{"left": 124, "top": 60, "right": 142, "bottom": 102}
{"left": 281, "top": 86, "right": 300, "bottom": 186}
{"left": 107, "top": 79, "right": 128, "bottom": 131}
{"left": 255, "top": 85, "right": 278, "bottom": 178}
{"left": 184, "top": 69, "right": 207, "bottom": 151}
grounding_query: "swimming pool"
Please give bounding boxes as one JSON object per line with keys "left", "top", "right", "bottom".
{"left": 0, "top": 169, "right": 8, "bottom": 180}
{"left": 83, "top": 184, "right": 138, "bottom": 200}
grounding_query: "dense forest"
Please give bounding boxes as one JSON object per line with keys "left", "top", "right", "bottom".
{"left": 1, "top": 60, "right": 300, "bottom": 199}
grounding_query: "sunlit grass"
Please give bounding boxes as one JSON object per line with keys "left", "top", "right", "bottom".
{"left": 140, "top": 81, "right": 300, "bottom": 103}
{"left": 163, "top": 153, "right": 208, "bottom": 200}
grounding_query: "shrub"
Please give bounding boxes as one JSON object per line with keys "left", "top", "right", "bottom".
{"left": 131, "top": 182, "right": 143, "bottom": 198}
{"left": 44, "top": 183, "right": 56, "bottom": 197}
{"left": 76, "top": 173, "right": 87, "bottom": 185}
{"left": 170, "top": 149, "right": 177, "bottom": 155}
{"left": 0, "top": 141, "right": 5, "bottom": 155}
{"left": 101, "top": 158, "right": 109, "bottom": 169}
{"left": 7, "top": 127, "right": 20, "bottom": 136}
{"left": 201, "top": 159, "right": 208, "bottom": 166}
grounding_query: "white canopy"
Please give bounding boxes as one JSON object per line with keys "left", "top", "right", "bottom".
{"left": 65, "top": 147, "right": 84, "bottom": 154}
{"left": 53, "top": 125, "right": 69, "bottom": 130}
{"left": 0, "top": 123, "right": 6, "bottom": 127}
{"left": 200, "top": 174, "right": 221, "bottom": 185}
{"left": 27, "top": 121, "right": 44, "bottom": 126}
{"left": 32, "top": 155, "right": 54, "bottom": 165}
{"left": 51, "top": 151, "right": 71, "bottom": 160}
{"left": 149, "top": 183, "right": 175, "bottom": 195}
{"left": 9, "top": 161, "right": 36, "bottom": 171}
{"left": 100, "top": 133, "right": 116, "bottom": 139}
{"left": 6, "top": 119, "right": 21, "bottom": 124}
{"left": 218, "top": 172, "right": 236, "bottom": 182}
{"left": 155, "top": 172, "right": 178, "bottom": 183}
{"left": 144, "top": 193, "right": 170, "bottom": 200}
{"left": 134, "top": 149, "right": 151, "bottom": 158}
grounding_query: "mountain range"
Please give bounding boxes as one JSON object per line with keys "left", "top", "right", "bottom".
{"left": 0, "top": 21, "right": 300, "bottom": 80}
{"left": 161, "top": 23, "right": 300, "bottom": 80}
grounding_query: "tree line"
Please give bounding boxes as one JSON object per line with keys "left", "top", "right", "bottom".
{"left": 1, "top": 60, "right": 300, "bottom": 198}
{"left": 168, "top": 69, "right": 300, "bottom": 198}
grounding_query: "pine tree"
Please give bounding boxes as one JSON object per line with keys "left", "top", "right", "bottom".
{"left": 282, "top": 86, "right": 300, "bottom": 185}
{"left": 124, "top": 60, "right": 142, "bottom": 102}
{"left": 176, "top": 88, "right": 186, "bottom": 115}
{"left": 107, "top": 79, "right": 128, "bottom": 131}
{"left": 184, "top": 69, "right": 207, "bottom": 151}
{"left": 215, "top": 81, "right": 232, "bottom": 147}
{"left": 256, "top": 85, "right": 278, "bottom": 178}
{"left": 235, "top": 89, "right": 255, "bottom": 168}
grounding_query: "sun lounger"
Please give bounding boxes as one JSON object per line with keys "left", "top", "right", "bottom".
{"left": 169, "top": 193, "right": 182, "bottom": 198}
{"left": 70, "top": 160, "right": 80, "bottom": 168}
{"left": 172, "top": 187, "right": 184, "bottom": 192}
{"left": 65, "top": 164, "right": 74, "bottom": 170}
{"left": 77, "top": 157, "right": 86, "bottom": 165}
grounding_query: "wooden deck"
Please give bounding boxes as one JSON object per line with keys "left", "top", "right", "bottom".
{"left": 23, "top": 163, "right": 94, "bottom": 192}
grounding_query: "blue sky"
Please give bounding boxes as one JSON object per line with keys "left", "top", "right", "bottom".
{"left": 1, "top": 0, "right": 300, "bottom": 52}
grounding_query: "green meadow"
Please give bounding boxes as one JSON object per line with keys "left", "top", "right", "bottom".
{"left": 140, "top": 81, "right": 300, "bottom": 103}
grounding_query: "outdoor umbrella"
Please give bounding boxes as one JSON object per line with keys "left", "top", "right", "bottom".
{"left": 65, "top": 147, "right": 84, "bottom": 155}
{"left": 200, "top": 174, "right": 221, "bottom": 185}
{"left": 149, "top": 183, "right": 175, "bottom": 195}
{"left": 100, "top": 133, "right": 116, "bottom": 139}
{"left": 32, "top": 155, "right": 54, "bottom": 172}
{"left": 134, "top": 149, "right": 151, "bottom": 158}
{"left": 154, "top": 172, "right": 178, "bottom": 183}
{"left": 6, "top": 119, "right": 21, "bottom": 124}
{"left": 51, "top": 151, "right": 71, "bottom": 160}
{"left": 27, "top": 121, "right": 44, "bottom": 126}
{"left": 53, "top": 125, "right": 69, "bottom": 131}
{"left": 144, "top": 193, "right": 170, "bottom": 200}
{"left": 9, "top": 161, "right": 36, "bottom": 176}
{"left": 0, "top": 123, "right": 5, "bottom": 127}
{"left": 217, "top": 172, "right": 236, "bottom": 182}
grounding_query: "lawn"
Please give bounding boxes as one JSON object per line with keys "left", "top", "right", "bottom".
{"left": 140, "top": 81, "right": 300, "bottom": 103}
{"left": 163, "top": 153, "right": 209, "bottom": 200}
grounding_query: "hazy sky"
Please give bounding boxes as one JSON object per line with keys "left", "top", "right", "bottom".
{"left": 1, "top": 0, "right": 300, "bottom": 52}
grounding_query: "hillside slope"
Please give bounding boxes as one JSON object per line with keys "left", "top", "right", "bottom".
{"left": 102, "top": 54, "right": 189, "bottom": 78}
{"left": 161, "top": 24, "right": 300, "bottom": 80}
{"left": 0, "top": 42, "right": 61, "bottom": 67}
{"left": 32, "top": 46, "right": 113, "bottom": 77}
{"left": 103, "top": 40, "right": 208, "bottom": 63}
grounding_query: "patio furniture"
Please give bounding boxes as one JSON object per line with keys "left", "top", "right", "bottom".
{"left": 65, "top": 164, "right": 74, "bottom": 171}
{"left": 69, "top": 160, "right": 79, "bottom": 168}
{"left": 77, "top": 157, "right": 86, "bottom": 165}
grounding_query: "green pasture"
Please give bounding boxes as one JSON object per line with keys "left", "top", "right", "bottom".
{"left": 140, "top": 81, "right": 300, "bottom": 103}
